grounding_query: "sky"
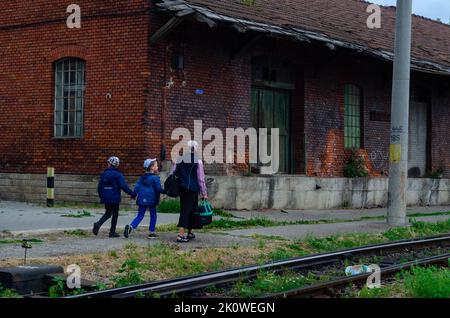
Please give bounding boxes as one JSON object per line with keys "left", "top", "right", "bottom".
{"left": 369, "top": 0, "right": 450, "bottom": 23}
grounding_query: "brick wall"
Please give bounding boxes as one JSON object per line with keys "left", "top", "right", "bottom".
{"left": 303, "top": 49, "right": 394, "bottom": 177}
{"left": 0, "top": 0, "right": 151, "bottom": 175}
{"left": 147, "top": 20, "right": 253, "bottom": 175}
{"left": 1, "top": 2, "right": 449, "bottom": 178}
{"left": 302, "top": 50, "right": 450, "bottom": 178}
{"left": 430, "top": 75, "right": 450, "bottom": 178}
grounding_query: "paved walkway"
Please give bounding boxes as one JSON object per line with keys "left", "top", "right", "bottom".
{"left": 2, "top": 201, "right": 448, "bottom": 234}
{"left": 0, "top": 201, "right": 448, "bottom": 260}
{"left": 0, "top": 201, "right": 179, "bottom": 234}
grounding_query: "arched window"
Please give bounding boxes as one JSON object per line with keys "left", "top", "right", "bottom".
{"left": 54, "top": 58, "right": 85, "bottom": 137}
{"left": 344, "top": 84, "right": 363, "bottom": 149}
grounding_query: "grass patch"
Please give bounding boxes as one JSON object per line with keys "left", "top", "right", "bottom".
{"left": 155, "top": 223, "right": 178, "bottom": 232}
{"left": 40, "top": 202, "right": 103, "bottom": 209}
{"left": 213, "top": 209, "right": 237, "bottom": 218}
{"left": 407, "top": 211, "right": 450, "bottom": 218}
{"left": 208, "top": 217, "right": 281, "bottom": 229}
{"left": 112, "top": 257, "right": 146, "bottom": 287}
{"left": 266, "top": 248, "right": 298, "bottom": 261}
{"left": 0, "top": 284, "right": 22, "bottom": 298}
{"left": 157, "top": 200, "right": 237, "bottom": 219}
{"left": 249, "top": 234, "right": 287, "bottom": 241}
{"left": 355, "top": 264, "right": 450, "bottom": 298}
{"left": 60, "top": 210, "right": 93, "bottom": 218}
{"left": 64, "top": 229, "right": 88, "bottom": 237}
{"left": 0, "top": 219, "right": 447, "bottom": 296}
{"left": 0, "top": 238, "right": 43, "bottom": 244}
{"left": 383, "top": 218, "right": 450, "bottom": 240}
{"left": 157, "top": 199, "right": 180, "bottom": 213}
{"left": 254, "top": 219, "right": 450, "bottom": 263}
{"left": 108, "top": 250, "right": 118, "bottom": 258}
{"left": 48, "top": 276, "right": 85, "bottom": 297}
{"left": 230, "top": 270, "right": 316, "bottom": 297}
{"left": 403, "top": 265, "right": 450, "bottom": 298}
{"left": 152, "top": 214, "right": 450, "bottom": 233}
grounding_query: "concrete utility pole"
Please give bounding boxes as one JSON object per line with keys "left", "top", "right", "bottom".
{"left": 387, "top": 0, "right": 413, "bottom": 226}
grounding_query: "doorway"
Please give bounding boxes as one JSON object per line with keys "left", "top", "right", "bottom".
{"left": 251, "top": 87, "right": 291, "bottom": 174}
{"left": 408, "top": 101, "right": 429, "bottom": 177}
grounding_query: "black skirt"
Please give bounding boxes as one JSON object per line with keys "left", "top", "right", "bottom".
{"left": 177, "top": 187, "right": 198, "bottom": 229}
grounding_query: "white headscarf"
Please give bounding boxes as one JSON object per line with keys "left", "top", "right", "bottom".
{"left": 107, "top": 156, "right": 120, "bottom": 167}
{"left": 187, "top": 140, "right": 199, "bottom": 151}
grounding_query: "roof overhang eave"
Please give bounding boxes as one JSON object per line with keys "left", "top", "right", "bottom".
{"left": 155, "top": 0, "right": 450, "bottom": 76}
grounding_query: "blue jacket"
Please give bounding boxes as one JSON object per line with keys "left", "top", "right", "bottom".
{"left": 133, "top": 173, "right": 164, "bottom": 206}
{"left": 97, "top": 168, "right": 134, "bottom": 204}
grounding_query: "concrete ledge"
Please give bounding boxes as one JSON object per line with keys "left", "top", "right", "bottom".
{"left": 0, "top": 173, "right": 449, "bottom": 210}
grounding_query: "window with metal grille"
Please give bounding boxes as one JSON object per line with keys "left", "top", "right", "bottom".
{"left": 54, "top": 58, "right": 85, "bottom": 138}
{"left": 344, "top": 84, "right": 362, "bottom": 149}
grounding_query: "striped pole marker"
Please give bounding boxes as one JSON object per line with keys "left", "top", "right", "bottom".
{"left": 47, "top": 167, "right": 55, "bottom": 207}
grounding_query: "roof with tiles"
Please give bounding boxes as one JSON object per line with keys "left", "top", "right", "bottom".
{"left": 156, "top": 0, "right": 450, "bottom": 74}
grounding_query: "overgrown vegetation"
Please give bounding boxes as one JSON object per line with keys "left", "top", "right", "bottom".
{"left": 356, "top": 264, "right": 450, "bottom": 298}
{"left": 112, "top": 257, "right": 145, "bottom": 287}
{"left": 0, "top": 238, "right": 43, "bottom": 244}
{"left": 48, "top": 276, "right": 85, "bottom": 297}
{"left": 158, "top": 212, "right": 449, "bottom": 234}
{"left": 343, "top": 151, "right": 369, "bottom": 178}
{"left": 61, "top": 210, "right": 93, "bottom": 218}
{"left": 157, "top": 199, "right": 235, "bottom": 218}
{"left": 403, "top": 265, "right": 450, "bottom": 298}
{"left": 157, "top": 199, "right": 180, "bottom": 213}
{"left": 230, "top": 270, "right": 315, "bottom": 297}
{"left": 240, "top": 0, "right": 256, "bottom": 6}
{"left": 63, "top": 229, "right": 88, "bottom": 237}
{"left": 41, "top": 202, "right": 103, "bottom": 209}
{"left": 424, "top": 168, "right": 444, "bottom": 179}
{"left": 263, "top": 219, "right": 450, "bottom": 262}
{"left": 0, "top": 284, "right": 21, "bottom": 298}
{"left": 48, "top": 277, "right": 67, "bottom": 298}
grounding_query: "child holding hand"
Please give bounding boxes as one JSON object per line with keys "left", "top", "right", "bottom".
{"left": 124, "top": 158, "right": 164, "bottom": 239}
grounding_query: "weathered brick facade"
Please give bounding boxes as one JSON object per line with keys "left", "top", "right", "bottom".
{"left": 0, "top": 1, "right": 151, "bottom": 174}
{"left": 1, "top": 1, "right": 449, "bottom": 178}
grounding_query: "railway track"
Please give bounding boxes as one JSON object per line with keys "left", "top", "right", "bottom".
{"left": 261, "top": 253, "right": 450, "bottom": 298}
{"left": 64, "top": 234, "right": 450, "bottom": 299}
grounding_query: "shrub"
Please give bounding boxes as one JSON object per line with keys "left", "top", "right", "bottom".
{"left": 343, "top": 151, "right": 368, "bottom": 178}
{"left": 425, "top": 168, "right": 444, "bottom": 179}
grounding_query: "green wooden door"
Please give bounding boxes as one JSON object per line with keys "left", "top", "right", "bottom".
{"left": 251, "top": 87, "right": 291, "bottom": 173}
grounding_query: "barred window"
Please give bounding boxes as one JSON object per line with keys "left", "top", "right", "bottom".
{"left": 54, "top": 58, "right": 85, "bottom": 138}
{"left": 344, "top": 84, "right": 362, "bottom": 149}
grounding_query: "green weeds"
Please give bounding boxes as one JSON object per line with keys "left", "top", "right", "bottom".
{"left": 60, "top": 210, "right": 93, "bottom": 218}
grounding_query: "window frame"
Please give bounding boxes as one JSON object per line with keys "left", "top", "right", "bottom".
{"left": 53, "top": 58, "right": 85, "bottom": 139}
{"left": 344, "top": 84, "right": 364, "bottom": 149}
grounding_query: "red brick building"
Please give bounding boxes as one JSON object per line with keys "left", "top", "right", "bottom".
{"left": 1, "top": 0, "right": 450, "bottom": 178}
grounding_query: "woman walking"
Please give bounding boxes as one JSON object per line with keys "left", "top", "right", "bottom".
{"left": 169, "top": 140, "right": 207, "bottom": 243}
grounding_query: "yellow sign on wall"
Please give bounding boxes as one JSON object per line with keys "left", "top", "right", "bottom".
{"left": 390, "top": 144, "right": 401, "bottom": 163}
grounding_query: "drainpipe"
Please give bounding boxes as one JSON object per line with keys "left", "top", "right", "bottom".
{"left": 387, "top": 0, "right": 412, "bottom": 226}
{"left": 161, "top": 45, "right": 169, "bottom": 163}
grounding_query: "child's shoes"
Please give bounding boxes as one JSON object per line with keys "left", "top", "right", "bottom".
{"left": 124, "top": 224, "right": 133, "bottom": 238}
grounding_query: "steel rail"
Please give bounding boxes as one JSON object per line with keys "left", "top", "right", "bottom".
{"left": 260, "top": 253, "right": 450, "bottom": 298}
{"left": 65, "top": 234, "right": 450, "bottom": 298}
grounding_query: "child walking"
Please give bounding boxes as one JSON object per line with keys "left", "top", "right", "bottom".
{"left": 94, "top": 156, "right": 135, "bottom": 238}
{"left": 124, "top": 158, "right": 164, "bottom": 239}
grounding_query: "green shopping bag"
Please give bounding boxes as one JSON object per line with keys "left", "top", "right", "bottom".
{"left": 195, "top": 199, "right": 213, "bottom": 227}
